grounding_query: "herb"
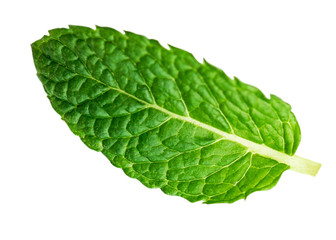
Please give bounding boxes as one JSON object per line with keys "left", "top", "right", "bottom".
{"left": 31, "top": 26, "right": 321, "bottom": 203}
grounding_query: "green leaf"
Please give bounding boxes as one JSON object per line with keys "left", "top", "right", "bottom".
{"left": 31, "top": 25, "right": 321, "bottom": 203}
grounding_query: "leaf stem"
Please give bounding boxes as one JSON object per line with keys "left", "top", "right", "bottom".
{"left": 283, "top": 155, "right": 321, "bottom": 176}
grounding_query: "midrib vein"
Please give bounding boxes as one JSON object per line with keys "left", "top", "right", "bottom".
{"left": 85, "top": 74, "right": 320, "bottom": 176}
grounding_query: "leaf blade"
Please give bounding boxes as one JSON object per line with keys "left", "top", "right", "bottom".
{"left": 32, "top": 26, "right": 320, "bottom": 203}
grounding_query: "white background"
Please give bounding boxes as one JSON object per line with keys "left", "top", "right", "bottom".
{"left": 1, "top": 0, "right": 335, "bottom": 239}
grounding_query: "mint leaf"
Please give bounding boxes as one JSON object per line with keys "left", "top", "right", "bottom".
{"left": 31, "top": 26, "right": 321, "bottom": 203}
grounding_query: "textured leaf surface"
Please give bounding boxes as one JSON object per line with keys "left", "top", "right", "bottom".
{"left": 32, "top": 26, "right": 314, "bottom": 203}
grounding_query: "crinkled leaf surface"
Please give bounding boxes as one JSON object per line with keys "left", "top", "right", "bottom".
{"left": 32, "top": 26, "right": 316, "bottom": 203}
